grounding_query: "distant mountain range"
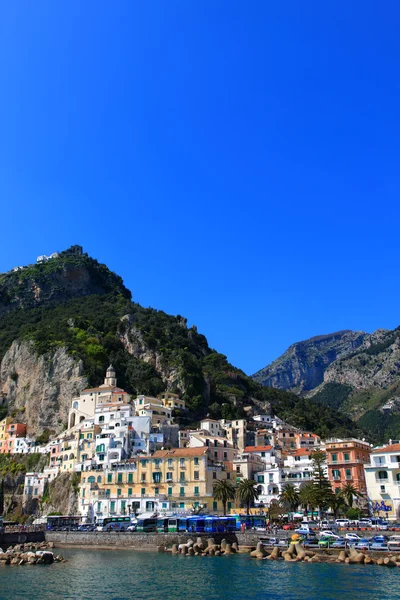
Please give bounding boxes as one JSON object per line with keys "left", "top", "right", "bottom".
{"left": 253, "top": 327, "right": 400, "bottom": 442}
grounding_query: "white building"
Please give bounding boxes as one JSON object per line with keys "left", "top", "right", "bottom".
{"left": 365, "top": 443, "right": 400, "bottom": 521}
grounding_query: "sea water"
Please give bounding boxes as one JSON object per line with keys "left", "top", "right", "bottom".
{"left": 0, "top": 549, "right": 399, "bottom": 600}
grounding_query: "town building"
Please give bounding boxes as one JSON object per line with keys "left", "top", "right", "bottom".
{"left": 325, "top": 438, "right": 371, "bottom": 495}
{"left": 365, "top": 443, "right": 400, "bottom": 521}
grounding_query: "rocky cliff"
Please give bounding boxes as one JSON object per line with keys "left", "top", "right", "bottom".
{"left": 0, "top": 341, "right": 87, "bottom": 437}
{"left": 252, "top": 330, "right": 367, "bottom": 394}
{"left": 0, "top": 247, "right": 362, "bottom": 441}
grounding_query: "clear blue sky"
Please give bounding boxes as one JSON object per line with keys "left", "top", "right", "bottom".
{"left": 0, "top": 2, "right": 399, "bottom": 375}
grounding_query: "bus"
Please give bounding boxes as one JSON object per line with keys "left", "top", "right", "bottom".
{"left": 46, "top": 515, "right": 82, "bottom": 531}
{"left": 230, "top": 514, "right": 267, "bottom": 530}
{"left": 156, "top": 517, "right": 180, "bottom": 533}
{"left": 204, "top": 516, "right": 237, "bottom": 533}
{"left": 136, "top": 517, "right": 157, "bottom": 532}
{"left": 99, "top": 516, "right": 132, "bottom": 532}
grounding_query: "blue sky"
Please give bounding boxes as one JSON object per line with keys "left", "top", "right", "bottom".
{"left": 0, "top": 2, "right": 399, "bottom": 375}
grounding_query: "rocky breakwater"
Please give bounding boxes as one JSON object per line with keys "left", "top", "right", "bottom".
{"left": 168, "top": 537, "right": 239, "bottom": 557}
{"left": 249, "top": 536, "right": 400, "bottom": 567}
{"left": 0, "top": 541, "right": 65, "bottom": 566}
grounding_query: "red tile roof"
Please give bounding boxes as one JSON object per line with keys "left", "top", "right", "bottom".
{"left": 244, "top": 445, "right": 273, "bottom": 453}
{"left": 373, "top": 444, "right": 400, "bottom": 454}
{"left": 152, "top": 447, "right": 208, "bottom": 458}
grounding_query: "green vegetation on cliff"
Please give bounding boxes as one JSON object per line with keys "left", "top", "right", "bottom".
{"left": 0, "top": 248, "right": 364, "bottom": 438}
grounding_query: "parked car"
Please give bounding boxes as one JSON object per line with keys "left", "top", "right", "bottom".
{"left": 355, "top": 539, "right": 370, "bottom": 550}
{"left": 331, "top": 537, "right": 347, "bottom": 548}
{"left": 358, "top": 519, "right": 372, "bottom": 528}
{"left": 303, "top": 536, "right": 320, "bottom": 548}
{"left": 282, "top": 522, "right": 297, "bottom": 531}
{"left": 295, "top": 527, "right": 315, "bottom": 536}
{"left": 335, "top": 519, "right": 350, "bottom": 528}
{"left": 318, "top": 531, "right": 340, "bottom": 539}
{"left": 345, "top": 533, "right": 361, "bottom": 542}
{"left": 388, "top": 535, "right": 400, "bottom": 551}
{"left": 127, "top": 524, "right": 137, "bottom": 532}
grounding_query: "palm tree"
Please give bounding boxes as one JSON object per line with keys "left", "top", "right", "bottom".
{"left": 340, "top": 483, "right": 364, "bottom": 508}
{"left": 298, "top": 482, "right": 316, "bottom": 518}
{"left": 212, "top": 480, "right": 236, "bottom": 515}
{"left": 279, "top": 483, "right": 300, "bottom": 517}
{"left": 329, "top": 493, "right": 346, "bottom": 518}
{"left": 236, "top": 479, "right": 259, "bottom": 515}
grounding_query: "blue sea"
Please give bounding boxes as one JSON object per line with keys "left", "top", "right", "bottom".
{"left": 0, "top": 548, "right": 399, "bottom": 600}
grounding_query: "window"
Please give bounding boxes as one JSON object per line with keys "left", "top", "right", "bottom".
{"left": 180, "top": 487, "right": 185, "bottom": 496}
{"left": 180, "top": 472, "right": 185, "bottom": 481}
{"left": 166, "top": 472, "right": 172, "bottom": 481}
{"left": 227, "top": 501, "right": 232, "bottom": 510}
{"left": 194, "top": 471, "right": 199, "bottom": 480}
{"left": 168, "top": 487, "right": 173, "bottom": 496}
{"left": 194, "top": 457, "right": 199, "bottom": 466}
{"left": 141, "top": 473, "right": 146, "bottom": 482}
{"left": 257, "top": 475, "right": 264, "bottom": 483}
{"left": 117, "top": 489, "right": 122, "bottom": 496}
{"left": 213, "top": 472, "right": 216, "bottom": 479}
{"left": 88, "top": 476, "right": 95, "bottom": 483}
{"left": 213, "top": 501, "right": 218, "bottom": 511}
{"left": 110, "top": 501, "right": 116, "bottom": 513}
{"left": 98, "top": 454, "right": 105, "bottom": 461}
{"left": 153, "top": 472, "right": 161, "bottom": 483}
{"left": 82, "top": 489, "right": 85, "bottom": 497}
{"left": 97, "top": 502, "right": 102, "bottom": 512}
{"left": 141, "top": 488, "right": 146, "bottom": 495}
{"left": 179, "top": 502, "right": 185, "bottom": 509}
{"left": 331, "top": 453, "right": 337, "bottom": 462}
{"left": 117, "top": 473, "right": 123, "bottom": 483}
{"left": 223, "top": 452, "right": 227, "bottom": 459}
{"left": 332, "top": 470, "right": 340, "bottom": 479}
{"left": 128, "top": 473, "right": 133, "bottom": 483}
{"left": 344, "top": 453, "right": 350, "bottom": 462}
{"left": 345, "top": 469, "right": 351, "bottom": 478}
{"left": 99, "top": 416, "right": 105, "bottom": 423}
{"left": 180, "top": 458, "right": 185, "bottom": 467}
{"left": 269, "top": 474, "right": 273, "bottom": 482}
{"left": 380, "top": 485, "right": 386, "bottom": 493}
{"left": 168, "top": 459, "right": 173, "bottom": 467}
{"left": 261, "top": 452, "right": 265, "bottom": 457}
{"left": 154, "top": 487, "right": 159, "bottom": 495}
{"left": 96, "top": 444, "right": 105, "bottom": 453}
{"left": 141, "top": 459, "right": 147, "bottom": 467}
{"left": 106, "top": 489, "right": 110, "bottom": 496}
{"left": 128, "top": 488, "right": 132, "bottom": 496}
{"left": 378, "top": 471, "right": 388, "bottom": 480}
{"left": 97, "top": 476, "right": 102, "bottom": 483}
{"left": 121, "top": 501, "right": 126, "bottom": 512}
{"left": 194, "top": 486, "right": 199, "bottom": 495}
{"left": 107, "top": 474, "right": 112, "bottom": 483}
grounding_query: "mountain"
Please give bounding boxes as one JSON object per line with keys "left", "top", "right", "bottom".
{"left": 0, "top": 246, "right": 362, "bottom": 440}
{"left": 252, "top": 330, "right": 367, "bottom": 395}
{"left": 254, "top": 327, "right": 400, "bottom": 443}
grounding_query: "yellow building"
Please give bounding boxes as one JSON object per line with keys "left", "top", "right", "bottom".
{"left": 78, "top": 447, "right": 237, "bottom": 520}
{"left": 158, "top": 392, "right": 186, "bottom": 412}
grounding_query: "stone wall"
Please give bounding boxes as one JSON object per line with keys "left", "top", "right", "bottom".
{"left": 45, "top": 531, "right": 265, "bottom": 550}
{"left": 0, "top": 531, "right": 45, "bottom": 550}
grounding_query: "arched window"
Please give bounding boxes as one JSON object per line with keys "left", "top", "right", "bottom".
{"left": 88, "top": 476, "right": 95, "bottom": 483}
{"left": 69, "top": 453, "right": 74, "bottom": 460}
{"left": 79, "top": 416, "right": 85, "bottom": 423}
{"left": 73, "top": 401, "right": 79, "bottom": 409}
{"left": 378, "top": 471, "right": 388, "bottom": 480}
{"left": 115, "top": 423, "right": 120, "bottom": 427}
{"left": 63, "top": 454, "right": 68, "bottom": 461}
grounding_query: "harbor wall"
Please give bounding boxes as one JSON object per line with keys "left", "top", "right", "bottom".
{"left": 0, "top": 531, "right": 45, "bottom": 549}
{"left": 45, "top": 531, "right": 263, "bottom": 549}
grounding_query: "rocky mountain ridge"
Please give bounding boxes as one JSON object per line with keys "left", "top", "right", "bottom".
{"left": 252, "top": 330, "right": 367, "bottom": 394}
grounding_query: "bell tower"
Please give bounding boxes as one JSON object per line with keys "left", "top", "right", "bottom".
{"left": 104, "top": 364, "right": 117, "bottom": 387}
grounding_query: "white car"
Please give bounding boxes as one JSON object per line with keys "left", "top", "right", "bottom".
{"left": 345, "top": 533, "right": 361, "bottom": 542}
{"left": 318, "top": 530, "right": 340, "bottom": 539}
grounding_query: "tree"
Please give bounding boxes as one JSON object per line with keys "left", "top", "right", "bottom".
{"left": 340, "top": 483, "right": 364, "bottom": 508}
{"left": 329, "top": 493, "right": 346, "bottom": 518}
{"left": 213, "top": 480, "right": 236, "bottom": 515}
{"left": 236, "top": 479, "right": 259, "bottom": 515}
{"left": 310, "top": 450, "right": 334, "bottom": 517}
{"left": 279, "top": 483, "right": 300, "bottom": 516}
{"left": 298, "top": 482, "right": 316, "bottom": 517}
{"left": 0, "top": 479, "right": 3, "bottom": 515}
{"left": 268, "top": 499, "right": 285, "bottom": 522}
